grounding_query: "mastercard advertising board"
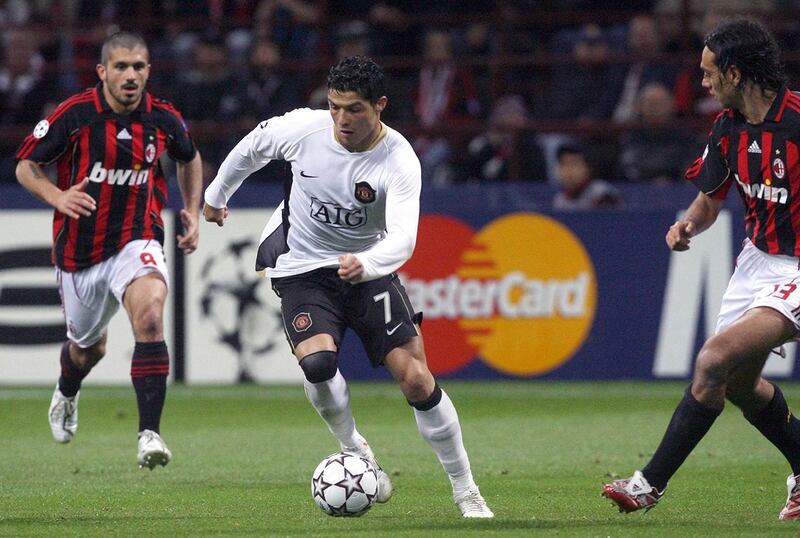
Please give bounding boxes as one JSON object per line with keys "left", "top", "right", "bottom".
{"left": 400, "top": 214, "right": 596, "bottom": 377}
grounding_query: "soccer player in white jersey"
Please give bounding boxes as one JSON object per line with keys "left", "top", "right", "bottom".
{"left": 203, "top": 56, "right": 493, "bottom": 518}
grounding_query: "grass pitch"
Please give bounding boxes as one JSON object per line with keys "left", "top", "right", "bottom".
{"left": 2, "top": 381, "right": 800, "bottom": 537}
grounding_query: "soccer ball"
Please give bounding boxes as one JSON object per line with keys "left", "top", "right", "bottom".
{"left": 311, "top": 452, "right": 379, "bottom": 517}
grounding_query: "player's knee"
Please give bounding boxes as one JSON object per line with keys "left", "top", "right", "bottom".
{"left": 132, "top": 307, "right": 164, "bottom": 340}
{"left": 300, "top": 350, "right": 338, "bottom": 383}
{"left": 400, "top": 362, "right": 434, "bottom": 402}
{"left": 408, "top": 380, "right": 442, "bottom": 411}
{"left": 76, "top": 341, "right": 106, "bottom": 367}
{"left": 694, "top": 345, "right": 729, "bottom": 390}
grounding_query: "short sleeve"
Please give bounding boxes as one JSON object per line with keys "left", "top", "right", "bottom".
{"left": 16, "top": 112, "right": 71, "bottom": 165}
{"left": 154, "top": 100, "right": 197, "bottom": 163}
{"left": 684, "top": 114, "right": 732, "bottom": 197}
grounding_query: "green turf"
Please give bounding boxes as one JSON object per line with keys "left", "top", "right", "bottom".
{"left": 2, "top": 381, "right": 800, "bottom": 537}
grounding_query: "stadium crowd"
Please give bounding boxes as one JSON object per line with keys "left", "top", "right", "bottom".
{"left": 1, "top": 0, "right": 799, "bottom": 207}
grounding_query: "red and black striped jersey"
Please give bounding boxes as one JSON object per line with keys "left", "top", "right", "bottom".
{"left": 686, "top": 86, "right": 800, "bottom": 256}
{"left": 16, "top": 84, "right": 196, "bottom": 272}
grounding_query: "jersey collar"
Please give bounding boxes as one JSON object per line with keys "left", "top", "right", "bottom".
{"left": 93, "top": 82, "right": 152, "bottom": 115}
{"left": 764, "top": 85, "right": 790, "bottom": 123}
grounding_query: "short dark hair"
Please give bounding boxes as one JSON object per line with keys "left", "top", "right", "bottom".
{"left": 101, "top": 31, "right": 148, "bottom": 65}
{"left": 326, "top": 56, "right": 386, "bottom": 103}
{"left": 704, "top": 17, "right": 786, "bottom": 92}
{"left": 556, "top": 143, "right": 586, "bottom": 162}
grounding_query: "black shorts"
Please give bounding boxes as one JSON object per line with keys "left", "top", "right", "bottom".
{"left": 270, "top": 268, "right": 421, "bottom": 366}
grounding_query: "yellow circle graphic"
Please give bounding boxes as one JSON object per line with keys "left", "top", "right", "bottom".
{"left": 456, "top": 214, "right": 597, "bottom": 375}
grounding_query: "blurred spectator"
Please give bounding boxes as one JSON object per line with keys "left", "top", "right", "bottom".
{"left": 413, "top": 28, "right": 482, "bottom": 184}
{"left": 237, "top": 38, "right": 304, "bottom": 124}
{"left": 548, "top": 24, "right": 624, "bottom": 121}
{"left": 459, "top": 95, "right": 547, "bottom": 182}
{"left": 335, "top": 1, "right": 494, "bottom": 57}
{"left": 0, "top": 28, "right": 52, "bottom": 124}
{"left": 336, "top": 2, "right": 416, "bottom": 57}
{"left": 251, "top": 0, "right": 321, "bottom": 59}
{"left": 147, "top": 0, "right": 254, "bottom": 25}
{"left": 618, "top": 82, "right": 700, "bottom": 183}
{"left": 171, "top": 32, "right": 239, "bottom": 165}
{"left": 334, "top": 20, "right": 371, "bottom": 60}
{"left": 307, "top": 22, "right": 371, "bottom": 110}
{"left": 172, "top": 32, "right": 238, "bottom": 121}
{"left": 672, "top": 10, "right": 725, "bottom": 119}
{"left": 0, "top": 0, "right": 33, "bottom": 27}
{"left": 613, "top": 14, "right": 680, "bottom": 123}
{"left": 553, "top": 144, "right": 622, "bottom": 210}
{"left": 456, "top": 21, "right": 499, "bottom": 112}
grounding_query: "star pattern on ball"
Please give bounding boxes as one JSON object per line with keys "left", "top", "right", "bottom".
{"left": 328, "top": 504, "right": 349, "bottom": 517}
{"left": 311, "top": 474, "right": 328, "bottom": 500}
{"left": 334, "top": 462, "right": 367, "bottom": 498}
{"left": 327, "top": 453, "right": 348, "bottom": 466}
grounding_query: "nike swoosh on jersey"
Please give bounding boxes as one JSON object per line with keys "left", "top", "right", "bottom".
{"left": 300, "top": 170, "right": 319, "bottom": 178}
{"left": 386, "top": 323, "right": 402, "bottom": 335}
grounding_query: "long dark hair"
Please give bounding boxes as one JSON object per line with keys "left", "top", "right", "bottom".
{"left": 704, "top": 18, "right": 787, "bottom": 92}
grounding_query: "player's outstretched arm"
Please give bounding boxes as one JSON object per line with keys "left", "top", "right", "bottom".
{"left": 666, "top": 192, "right": 723, "bottom": 251}
{"left": 176, "top": 150, "right": 203, "bottom": 254}
{"left": 15, "top": 159, "right": 96, "bottom": 219}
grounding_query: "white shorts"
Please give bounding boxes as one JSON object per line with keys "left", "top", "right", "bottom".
{"left": 56, "top": 239, "right": 169, "bottom": 347}
{"left": 716, "top": 239, "right": 800, "bottom": 338}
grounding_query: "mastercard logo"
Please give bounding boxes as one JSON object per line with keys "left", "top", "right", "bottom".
{"left": 400, "top": 214, "right": 597, "bottom": 376}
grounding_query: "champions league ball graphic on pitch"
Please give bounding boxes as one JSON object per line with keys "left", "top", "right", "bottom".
{"left": 311, "top": 453, "right": 379, "bottom": 517}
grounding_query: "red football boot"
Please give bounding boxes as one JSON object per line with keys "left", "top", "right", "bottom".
{"left": 602, "top": 470, "right": 664, "bottom": 513}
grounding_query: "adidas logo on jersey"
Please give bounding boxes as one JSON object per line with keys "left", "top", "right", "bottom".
{"left": 748, "top": 140, "right": 762, "bottom": 153}
{"left": 117, "top": 128, "right": 132, "bottom": 140}
{"left": 87, "top": 161, "right": 149, "bottom": 186}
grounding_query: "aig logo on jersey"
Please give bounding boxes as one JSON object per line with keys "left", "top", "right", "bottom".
{"left": 310, "top": 197, "right": 366, "bottom": 228}
{"left": 354, "top": 181, "right": 376, "bottom": 204}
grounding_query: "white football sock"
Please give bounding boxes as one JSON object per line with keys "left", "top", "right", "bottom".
{"left": 414, "top": 389, "right": 476, "bottom": 493}
{"left": 304, "top": 370, "right": 360, "bottom": 448}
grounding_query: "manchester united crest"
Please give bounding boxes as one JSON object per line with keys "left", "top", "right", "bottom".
{"left": 354, "top": 181, "right": 376, "bottom": 204}
{"left": 292, "top": 312, "right": 312, "bottom": 332}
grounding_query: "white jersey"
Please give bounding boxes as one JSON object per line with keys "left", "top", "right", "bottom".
{"left": 204, "top": 108, "right": 421, "bottom": 282}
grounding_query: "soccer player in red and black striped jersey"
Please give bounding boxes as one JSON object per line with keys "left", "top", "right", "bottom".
{"left": 603, "top": 18, "right": 800, "bottom": 519}
{"left": 15, "top": 31, "right": 203, "bottom": 470}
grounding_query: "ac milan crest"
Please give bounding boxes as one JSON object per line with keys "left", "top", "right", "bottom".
{"left": 293, "top": 312, "right": 312, "bottom": 332}
{"left": 354, "top": 182, "right": 376, "bottom": 204}
{"left": 145, "top": 143, "right": 157, "bottom": 163}
{"left": 773, "top": 157, "right": 786, "bottom": 180}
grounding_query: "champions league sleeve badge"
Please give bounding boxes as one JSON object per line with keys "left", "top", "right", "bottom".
{"left": 354, "top": 181, "right": 376, "bottom": 204}
{"left": 33, "top": 119, "right": 50, "bottom": 139}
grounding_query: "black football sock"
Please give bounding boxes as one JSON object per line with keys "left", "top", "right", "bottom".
{"left": 58, "top": 342, "right": 90, "bottom": 397}
{"left": 131, "top": 341, "right": 169, "bottom": 433}
{"left": 642, "top": 385, "right": 721, "bottom": 492}
{"left": 744, "top": 383, "right": 800, "bottom": 476}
